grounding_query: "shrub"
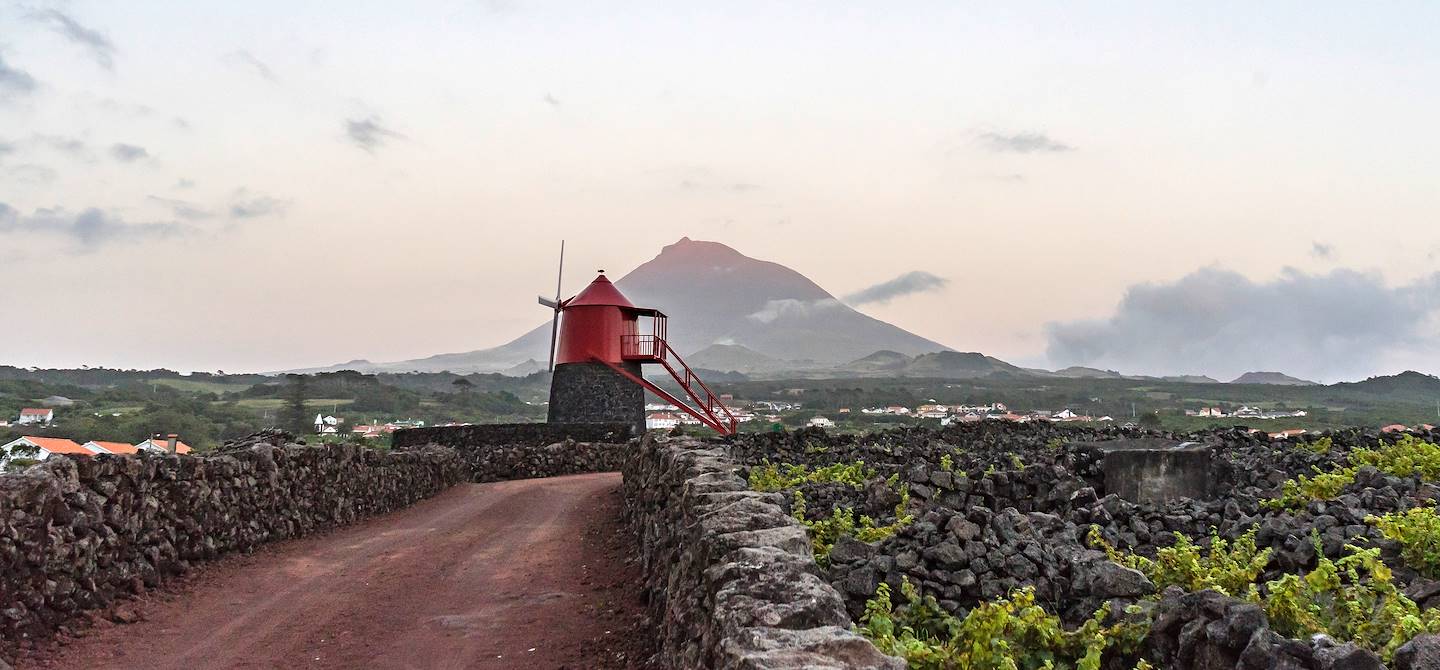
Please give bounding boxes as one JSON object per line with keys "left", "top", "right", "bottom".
{"left": 1088, "top": 526, "right": 1271, "bottom": 597}
{"left": 1264, "top": 436, "right": 1440, "bottom": 510}
{"left": 1259, "top": 542, "right": 1440, "bottom": 662}
{"left": 747, "top": 459, "right": 876, "bottom": 492}
{"left": 791, "top": 489, "right": 912, "bottom": 564}
{"left": 1368, "top": 507, "right": 1440, "bottom": 578}
{"left": 1302, "top": 436, "right": 1334, "bottom": 454}
{"left": 858, "top": 579, "right": 1149, "bottom": 670}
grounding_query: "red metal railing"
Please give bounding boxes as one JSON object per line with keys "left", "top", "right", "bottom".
{"left": 601, "top": 333, "right": 737, "bottom": 435}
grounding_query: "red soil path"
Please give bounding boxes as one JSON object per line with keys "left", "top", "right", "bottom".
{"left": 24, "top": 473, "right": 653, "bottom": 670}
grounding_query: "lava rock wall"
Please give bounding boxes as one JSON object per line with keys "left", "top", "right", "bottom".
{"left": 0, "top": 442, "right": 465, "bottom": 651}
{"left": 620, "top": 434, "right": 903, "bottom": 670}
{"left": 394, "top": 423, "right": 633, "bottom": 482}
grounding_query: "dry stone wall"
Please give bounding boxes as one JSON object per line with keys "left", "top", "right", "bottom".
{"left": 621, "top": 434, "right": 902, "bottom": 670}
{"left": 0, "top": 440, "right": 465, "bottom": 652}
{"left": 393, "top": 423, "right": 632, "bottom": 482}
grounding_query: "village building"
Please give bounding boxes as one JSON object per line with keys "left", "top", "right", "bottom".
{"left": 0, "top": 436, "right": 92, "bottom": 466}
{"left": 83, "top": 441, "right": 141, "bottom": 455}
{"left": 645, "top": 412, "right": 680, "bottom": 430}
{"left": 807, "top": 416, "right": 835, "bottom": 428}
{"left": 136, "top": 436, "right": 193, "bottom": 454}
{"left": 17, "top": 408, "right": 54, "bottom": 426}
{"left": 314, "top": 414, "right": 343, "bottom": 434}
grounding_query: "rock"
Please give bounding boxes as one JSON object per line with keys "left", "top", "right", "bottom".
{"left": 110, "top": 604, "right": 140, "bottom": 624}
{"left": 1075, "top": 556, "right": 1155, "bottom": 598}
{"left": 1395, "top": 634, "right": 1440, "bottom": 670}
{"left": 829, "top": 536, "right": 875, "bottom": 564}
{"left": 923, "top": 542, "right": 967, "bottom": 568}
{"left": 1315, "top": 642, "right": 1385, "bottom": 670}
{"left": 945, "top": 517, "right": 981, "bottom": 542}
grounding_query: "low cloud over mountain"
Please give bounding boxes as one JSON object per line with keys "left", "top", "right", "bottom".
{"left": 1045, "top": 267, "right": 1440, "bottom": 383}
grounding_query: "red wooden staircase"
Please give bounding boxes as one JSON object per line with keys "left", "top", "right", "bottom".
{"left": 595, "top": 321, "right": 737, "bottom": 435}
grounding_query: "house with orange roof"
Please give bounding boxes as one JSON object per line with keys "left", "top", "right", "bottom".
{"left": 17, "top": 408, "right": 54, "bottom": 426}
{"left": 1, "top": 436, "right": 93, "bottom": 469}
{"left": 83, "top": 440, "right": 142, "bottom": 455}
{"left": 135, "top": 435, "right": 193, "bottom": 454}
{"left": 1381, "top": 424, "right": 1410, "bottom": 433}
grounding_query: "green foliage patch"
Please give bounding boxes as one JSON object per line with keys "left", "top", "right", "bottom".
{"left": 1261, "top": 542, "right": 1440, "bottom": 662}
{"left": 791, "top": 488, "right": 913, "bottom": 564}
{"left": 1088, "top": 525, "right": 1271, "bottom": 597}
{"left": 858, "top": 579, "right": 1149, "bottom": 670}
{"left": 747, "top": 459, "right": 877, "bottom": 492}
{"left": 1368, "top": 507, "right": 1440, "bottom": 578}
{"left": 1265, "top": 436, "right": 1440, "bottom": 510}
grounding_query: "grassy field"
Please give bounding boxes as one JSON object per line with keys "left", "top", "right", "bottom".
{"left": 148, "top": 378, "right": 255, "bottom": 394}
{"left": 224, "top": 398, "right": 357, "bottom": 411}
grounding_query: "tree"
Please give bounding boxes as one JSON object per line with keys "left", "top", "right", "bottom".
{"left": 280, "top": 374, "right": 310, "bottom": 434}
{"left": 451, "top": 378, "right": 474, "bottom": 394}
{"left": 1138, "top": 411, "right": 1163, "bottom": 429}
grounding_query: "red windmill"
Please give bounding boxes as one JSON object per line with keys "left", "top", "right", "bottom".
{"left": 540, "top": 253, "right": 736, "bottom": 435}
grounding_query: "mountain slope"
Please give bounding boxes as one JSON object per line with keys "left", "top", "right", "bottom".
{"left": 1230, "top": 371, "right": 1318, "bottom": 386}
{"left": 685, "top": 344, "right": 784, "bottom": 374}
{"left": 321, "top": 238, "right": 952, "bottom": 374}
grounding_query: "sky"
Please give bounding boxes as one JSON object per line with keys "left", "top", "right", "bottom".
{"left": 1, "top": 1, "right": 1438, "bottom": 381}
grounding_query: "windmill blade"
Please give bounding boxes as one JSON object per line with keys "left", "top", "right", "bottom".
{"left": 547, "top": 240, "right": 565, "bottom": 372}
{"left": 538, "top": 296, "right": 558, "bottom": 309}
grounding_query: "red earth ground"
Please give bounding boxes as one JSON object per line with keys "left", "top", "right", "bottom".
{"left": 20, "top": 473, "right": 656, "bottom": 670}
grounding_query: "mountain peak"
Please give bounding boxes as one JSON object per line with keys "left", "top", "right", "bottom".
{"left": 653, "top": 237, "right": 745, "bottom": 263}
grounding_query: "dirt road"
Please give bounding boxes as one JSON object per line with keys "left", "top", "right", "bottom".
{"left": 28, "top": 473, "right": 651, "bottom": 670}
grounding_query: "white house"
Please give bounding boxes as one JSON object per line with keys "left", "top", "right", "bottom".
{"left": 82, "top": 440, "right": 141, "bottom": 455}
{"left": 17, "top": 408, "right": 54, "bottom": 426}
{"left": 807, "top": 416, "right": 835, "bottom": 428}
{"left": 136, "top": 436, "right": 193, "bottom": 454}
{"left": 646, "top": 412, "right": 680, "bottom": 430}
{"left": 314, "top": 414, "right": 342, "bottom": 434}
{"left": 0, "top": 436, "right": 92, "bottom": 469}
{"left": 1053, "top": 409, "right": 1079, "bottom": 420}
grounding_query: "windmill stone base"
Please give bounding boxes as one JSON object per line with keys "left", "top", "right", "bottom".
{"left": 547, "top": 361, "right": 645, "bottom": 435}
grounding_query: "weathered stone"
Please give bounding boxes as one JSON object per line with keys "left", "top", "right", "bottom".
{"left": 1394, "top": 634, "right": 1440, "bottom": 670}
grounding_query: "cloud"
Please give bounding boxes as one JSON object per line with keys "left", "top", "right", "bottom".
{"left": 344, "top": 116, "right": 403, "bottom": 152}
{"left": 109, "top": 143, "right": 149, "bottom": 162}
{"left": 1311, "top": 242, "right": 1334, "bottom": 259}
{"left": 1044, "top": 266, "right": 1440, "bottom": 382}
{"left": 844, "top": 271, "right": 949, "bottom": 306}
{"left": 229, "top": 191, "right": 288, "bottom": 218}
{"left": 543, "top": 92, "right": 560, "bottom": 107}
{"left": 147, "top": 196, "right": 213, "bottom": 221}
{"left": 30, "top": 9, "right": 117, "bottom": 71}
{"left": 0, "top": 54, "right": 38, "bottom": 96}
{"left": 175, "top": 178, "right": 195, "bottom": 189}
{"left": 0, "top": 140, "right": 15, "bottom": 159}
{"left": 224, "top": 50, "right": 277, "bottom": 83}
{"left": 746, "top": 298, "right": 844, "bottom": 324}
{"left": 0, "top": 203, "right": 195, "bottom": 251}
{"left": 32, "top": 134, "right": 90, "bottom": 158}
{"left": 4, "top": 164, "right": 57, "bottom": 185}
{"left": 977, "top": 131, "right": 1073, "bottom": 154}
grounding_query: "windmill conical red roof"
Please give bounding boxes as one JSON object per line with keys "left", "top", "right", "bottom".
{"left": 566, "top": 273, "right": 635, "bottom": 308}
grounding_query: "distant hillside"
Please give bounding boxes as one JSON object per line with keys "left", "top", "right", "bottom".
{"left": 839, "top": 350, "right": 912, "bottom": 373}
{"left": 1161, "top": 375, "right": 1221, "bottom": 384}
{"left": 685, "top": 344, "right": 783, "bottom": 374}
{"left": 1231, "top": 371, "right": 1318, "bottom": 386}
{"left": 1331, "top": 371, "right": 1440, "bottom": 402}
{"left": 902, "top": 351, "right": 1027, "bottom": 378}
{"left": 1049, "top": 366, "right": 1125, "bottom": 379}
